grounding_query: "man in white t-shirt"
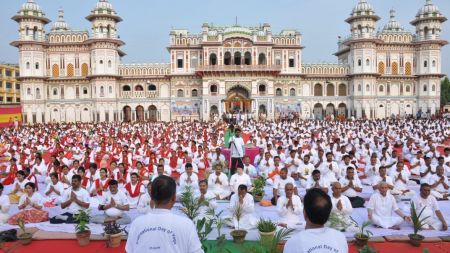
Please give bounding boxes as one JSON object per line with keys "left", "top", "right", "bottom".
{"left": 50, "top": 174, "right": 90, "bottom": 224}
{"left": 272, "top": 168, "right": 297, "bottom": 205}
{"left": 125, "top": 175, "right": 203, "bottom": 253}
{"left": 92, "top": 180, "right": 131, "bottom": 224}
{"left": 284, "top": 188, "right": 348, "bottom": 253}
{"left": 229, "top": 128, "right": 245, "bottom": 175}
{"left": 229, "top": 167, "right": 252, "bottom": 193}
{"left": 412, "top": 183, "right": 447, "bottom": 231}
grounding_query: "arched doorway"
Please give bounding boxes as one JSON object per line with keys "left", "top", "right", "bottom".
{"left": 259, "top": 104, "right": 267, "bottom": 120}
{"left": 377, "top": 104, "right": 386, "bottom": 119}
{"left": 325, "top": 103, "right": 335, "bottom": 117}
{"left": 51, "top": 108, "right": 60, "bottom": 122}
{"left": 210, "top": 105, "right": 219, "bottom": 118}
{"left": 136, "top": 105, "right": 145, "bottom": 122}
{"left": 224, "top": 86, "right": 252, "bottom": 113}
{"left": 81, "top": 108, "right": 90, "bottom": 122}
{"left": 313, "top": 103, "right": 323, "bottom": 120}
{"left": 123, "top": 106, "right": 131, "bottom": 122}
{"left": 405, "top": 104, "right": 413, "bottom": 116}
{"left": 337, "top": 103, "right": 347, "bottom": 118}
{"left": 149, "top": 105, "right": 158, "bottom": 122}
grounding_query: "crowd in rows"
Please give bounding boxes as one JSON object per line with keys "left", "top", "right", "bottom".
{"left": 0, "top": 118, "right": 449, "bottom": 232}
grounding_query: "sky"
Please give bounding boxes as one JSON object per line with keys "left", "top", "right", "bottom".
{"left": 0, "top": 0, "right": 449, "bottom": 75}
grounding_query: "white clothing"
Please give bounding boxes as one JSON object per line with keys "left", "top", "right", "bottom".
{"left": 229, "top": 136, "right": 245, "bottom": 158}
{"left": 0, "top": 195, "right": 10, "bottom": 224}
{"left": 412, "top": 195, "right": 444, "bottom": 230}
{"left": 284, "top": 227, "right": 348, "bottom": 253}
{"left": 331, "top": 195, "right": 353, "bottom": 216}
{"left": 125, "top": 209, "right": 203, "bottom": 253}
{"left": 276, "top": 195, "right": 303, "bottom": 227}
{"left": 339, "top": 176, "right": 362, "bottom": 198}
{"left": 19, "top": 192, "right": 44, "bottom": 210}
{"left": 179, "top": 173, "right": 199, "bottom": 193}
{"left": 102, "top": 190, "right": 129, "bottom": 217}
{"left": 229, "top": 173, "right": 252, "bottom": 193}
{"left": 228, "top": 193, "right": 257, "bottom": 230}
{"left": 367, "top": 192, "right": 403, "bottom": 228}
{"left": 207, "top": 173, "right": 231, "bottom": 199}
{"left": 320, "top": 161, "right": 340, "bottom": 183}
{"left": 306, "top": 177, "right": 330, "bottom": 191}
{"left": 273, "top": 176, "right": 296, "bottom": 197}
{"left": 61, "top": 187, "right": 90, "bottom": 214}
{"left": 45, "top": 181, "right": 65, "bottom": 204}
{"left": 137, "top": 193, "right": 152, "bottom": 214}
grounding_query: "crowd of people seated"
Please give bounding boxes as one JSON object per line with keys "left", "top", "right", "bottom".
{"left": 0, "top": 118, "right": 448, "bottom": 233}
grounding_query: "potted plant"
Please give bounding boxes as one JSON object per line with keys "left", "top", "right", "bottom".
{"left": 104, "top": 221, "right": 124, "bottom": 248}
{"left": 409, "top": 202, "right": 430, "bottom": 247}
{"left": 74, "top": 210, "right": 91, "bottom": 246}
{"left": 272, "top": 228, "right": 296, "bottom": 253}
{"left": 230, "top": 203, "right": 247, "bottom": 244}
{"left": 16, "top": 219, "right": 32, "bottom": 245}
{"left": 252, "top": 176, "right": 265, "bottom": 202}
{"left": 257, "top": 218, "right": 277, "bottom": 248}
{"left": 352, "top": 219, "right": 372, "bottom": 247}
{"left": 358, "top": 245, "right": 378, "bottom": 253}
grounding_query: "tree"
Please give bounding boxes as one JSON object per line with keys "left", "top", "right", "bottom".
{"left": 441, "top": 77, "right": 450, "bottom": 106}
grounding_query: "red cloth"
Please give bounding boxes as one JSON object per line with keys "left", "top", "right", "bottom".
{"left": 124, "top": 182, "right": 143, "bottom": 198}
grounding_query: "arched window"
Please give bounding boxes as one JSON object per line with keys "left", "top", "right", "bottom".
{"left": 83, "top": 87, "right": 88, "bottom": 95}
{"left": 108, "top": 60, "right": 112, "bottom": 68}
{"left": 210, "top": 84, "right": 218, "bottom": 94}
{"left": 234, "top": 52, "right": 241, "bottom": 65}
{"left": 431, "top": 84, "right": 436, "bottom": 92}
{"left": 52, "top": 64, "right": 59, "bottom": 77}
{"left": 357, "top": 84, "right": 362, "bottom": 92}
{"left": 53, "top": 88, "right": 58, "bottom": 96}
{"left": 290, "top": 88, "right": 296, "bottom": 97}
{"left": 424, "top": 61, "right": 428, "bottom": 68}
{"left": 314, "top": 83, "right": 323, "bottom": 96}
{"left": 192, "top": 89, "right": 198, "bottom": 97}
{"left": 379, "top": 85, "right": 384, "bottom": 92}
{"left": 326, "top": 83, "right": 335, "bottom": 96}
{"left": 36, "top": 88, "right": 41, "bottom": 99}
{"left": 81, "top": 63, "right": 89, "bottom": 77}
{"left": 357, "top": 59, "right": 362, "bottom": 67}
{"left": 275, "top": 88, "right": 282, "bottom": 96}
{"left": 258, "top": 84, "right": 266, "bottom": 95}
{"left": 67, "top": 64, "right": 74, "bottom": 77}
{"left": 244, "top": 52, "right": 251, "bottom": 65}
{"left": 405, "top": 62, "right": 412, "bottom": 75}
{"left": 26, "top": 62, "right": 30, "bottom": 70}
{"left": 258, "top": 53, "right": 266, "bottom": 65}
{"left": 135, "top": 85, "right": 144, "bottom": 91}
{"left": 148, "top": 84, "right": 156, "bottom": 91}
{"left": 378, "top": 62, "right": 385, "bottom": 74}
{"left": 423, "top": 84, "right": 427, "bottom": 92}
{"left": 100, "top": 86, "right": 105, "bottom": 97}
{"left": 122, "top": 85, "right": 131, "bottom": 91}
{"left": 392, "top": 62, "right": 398, "bottom": 75}
{"left": 27, "top": 88, "right": 31, "bottom": 95}
{"left": 366, "top": 84, "right": 370, "bottom": 92}
{"left": 224, "top": 52, "right": 231, "bottom": 65}
{"left": 209, "top": 53, "right": 217, "bottom": 66}
{"left": 35, "top": 62, "right": 39, "bottom": 70}
{"left": 177, "top": 89, "right": 184, "bottom": 97}
{"left": 405, "top": 85, "right": 411, "bottom": 93}
{"left": 109, "top": 86, "right": 113, "bottom": 94}
{"left": 366, "top": 59, "right": 370, "bottom": 66}
{"left": 432, "top": 60, "right": 436, "bottom": 67}
{"left": 338, "top": 83, "right": 347, "bottom": 96}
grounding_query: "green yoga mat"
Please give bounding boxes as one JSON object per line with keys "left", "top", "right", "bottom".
{"left": 202, "top": 240, "right": 282, "bottom": 253}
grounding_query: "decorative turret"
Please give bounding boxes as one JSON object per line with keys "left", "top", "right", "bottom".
{"left": 11, "top": 0, "right": 50, "bottom": 41}
{"left": 411, "top": 0, "right": 447, "bottom": 41}
{"left": 51, "top": 8, "right": 70, "bottom": 32}
{"left": 345, "top": 0, "right": 380, "bottom": 39}
{"left": 86, "top": 0, "right": 122, "bottom": 39}
{"left": 381, "top": 9, "right": 406, "bottom": 33}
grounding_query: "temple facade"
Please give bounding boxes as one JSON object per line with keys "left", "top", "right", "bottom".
{"left": 13, "top": 0, "right": 447, "bottom": 123}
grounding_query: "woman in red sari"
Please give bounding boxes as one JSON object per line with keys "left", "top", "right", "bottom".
{"left": 8, "top": 182, "right": 48, "bottom": 224}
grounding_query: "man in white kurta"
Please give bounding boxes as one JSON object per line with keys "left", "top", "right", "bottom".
{"left": 328, "top": 182, "right": 356, "bottom": 232}
{"left": 412, "top": 183, "right": 448, "bottom": 231}
{"left": 194, "top": 180, "right": 217, "bottom": 221}
{"left": 229, "top": 167, "right": 252, "bottom": 194}
{"left": 92, "top": 180, "right": 131, "bottom": 224}
{"left": 228, "top": 185, "right": 257, "bottom": 230}
{"left": 137, "top": 183, "right": 153, "bottom": 214}
{"left": 367, "top": 182, "right": 410, "bottom": 229}
{"left": 207, "top": 164, "right": 231, "bottom": 199}
{"left": 319, "top": 152, "right": 340, "bottom": 183}
{"left": 277, "top": 183, "right": 303, "bottom": 228}
{"left": 428, "top": 166, "right": 450, "bottom": 200}
{"left": 389, "top": 161, "right": 416, "bottom": 201}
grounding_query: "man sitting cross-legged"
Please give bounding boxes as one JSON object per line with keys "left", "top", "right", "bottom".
{"left": 277, "top": 183, "right": 303, "bottom": 228}
{"left": 367, "top": 182, "right": 411, "bottom": 230}
{"left": 50, "top": 175, "right": 90, "bottom": 224}
{"left": 412, "top": 183, "right": 448, "bottom": 231}
{"left": 92, "top": 179, "right": 131, "bottom": 225}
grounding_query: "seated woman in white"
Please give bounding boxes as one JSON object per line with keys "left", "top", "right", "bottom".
{"left": 227, "top": 184, "right": 257, "bottom": 230}
{"left": 367, "top": 182, "right": 411, "bottom": 230}
{"left": 92, "top": 180, "right": 131, "bottom": 225}
{"left": 90, "top": 168, "right": 111, "bottom": 204}
{"left": 0, "top": 183, "right": 10, "bottom": 224}
{"left": 207, "top": 164, "right": 231, "bottom": 200}
{"left": 413, "top": 183, "right": 448, "bottom": 231}
{"left": 8, "top": 182, "right": 49, "bottom": 224}
{"left": 44, "top": 172, "right": 64, "bottom": 206}
{"left": 8, "top": 170, "right": 29, "bottom": 204}
{"left": 32, "top": 156, "right": 47, "bottom": 184}
{"left": 389, "top": 162, "right": 416, "bottom": 201}
{"left": 137, "top": 183, "right": 153, "bottom": 214}
{"left": 277, "top": 183, "right": 303, "bottom": 228}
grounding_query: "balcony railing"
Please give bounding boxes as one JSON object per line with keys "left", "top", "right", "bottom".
{"left": 121, "top": 91, "right": 158, "bottom": 98}
{"left": 196, "top": 65, "right": 282, "bottom": 72}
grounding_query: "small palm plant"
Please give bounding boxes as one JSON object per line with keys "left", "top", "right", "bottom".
{"left": 230, "top": 203, "right": 247, "bottom": 244}
{"left": 409, "top": 202, "right": 430, "bottom": 247}
{"left": 351, "top": 218, "right": 372, "bottom": 247}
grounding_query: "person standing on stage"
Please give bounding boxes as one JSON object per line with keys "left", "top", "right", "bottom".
{"left": 229, "top": 128, "right": 245, "bottom": 175}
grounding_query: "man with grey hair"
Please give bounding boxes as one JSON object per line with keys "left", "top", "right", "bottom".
{"left": 367, "top": 182, "right": 411, "bottom": 230}
{"left": 276, "top": 183, "right": 303, "bottom": 228}
{"left": 328, "top": 182, "right": 355, "bottom": 231}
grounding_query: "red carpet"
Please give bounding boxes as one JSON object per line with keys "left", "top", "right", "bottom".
{"left": 4, "top": 240, "right": 450, "bottom": 253}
